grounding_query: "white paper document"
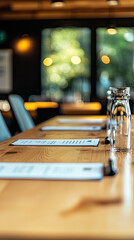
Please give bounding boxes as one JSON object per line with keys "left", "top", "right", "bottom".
{"left": 0, "top": 162, "right": 104, "bottom": 180}
{"left": 11, "top": 139, "right": 100, "bottom": 146}
{"left": 41, "top": 126, "right": 102, "bottom": 131}
{"left": 58, "top": 118, "right": 105, "bottom": 124}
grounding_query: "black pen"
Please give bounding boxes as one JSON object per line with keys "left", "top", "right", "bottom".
{"left": 104, "top": 158, "right": 118, "bottom": 176}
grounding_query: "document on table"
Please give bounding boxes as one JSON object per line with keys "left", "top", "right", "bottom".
{"left": 41, "top": 126, "right": 102, "bottom": 131}
{"left": 58, "top": 118, "right": 105, "bottom": 124}
{"left": 0, "top": 162, "right": 104, "bottom": 180}
{"left": 11, "top": 139, "right": 100, "bottom": 146}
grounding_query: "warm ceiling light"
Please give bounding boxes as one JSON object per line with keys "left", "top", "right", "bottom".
{"left": 107, "top": 0, "right": 119, "bottom": 6}
{"left": 106, "top": 25, "right": 117, "bottom": 35}
{"left": 51, "top": 0, "right": 65, "bottom": 7}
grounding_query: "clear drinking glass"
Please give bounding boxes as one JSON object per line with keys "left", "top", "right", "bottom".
{"left": 110, "top": 87, "right": 131, "bottom": 152}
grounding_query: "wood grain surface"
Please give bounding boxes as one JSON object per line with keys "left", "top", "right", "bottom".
{"left": 0, "top": 115, "right": 134, "bottom": 240}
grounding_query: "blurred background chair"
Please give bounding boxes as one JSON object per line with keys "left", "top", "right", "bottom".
{"left": 8, "top": 94, "right": 35, "bottom": 132}
{"left": 0, "top": 111, "right": 11, "bottom": 142}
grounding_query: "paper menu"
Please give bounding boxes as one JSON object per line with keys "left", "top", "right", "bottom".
{"left": 0, "top": 162, "right": 104, "bottom": 180}
{"left": 11, "top": 139, "right": 100, "bottom": 146}
{"left": 58, "top": 118, "right": 105, "bottom": 124}
{"left": 41, "top": 126, "right": 102, "bottom": 131}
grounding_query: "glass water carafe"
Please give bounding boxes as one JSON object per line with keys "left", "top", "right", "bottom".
{"left": 110, "top": 87, "right": 131, "bottom": 152}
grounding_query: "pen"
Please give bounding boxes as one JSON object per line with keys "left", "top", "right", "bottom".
{"left": 104, "top": 158, "right": 118, "bottom": 176}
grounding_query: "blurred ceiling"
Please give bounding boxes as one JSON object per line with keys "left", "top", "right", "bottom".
{"left": 0, "top": 0, "right": 134, "bottom": 20}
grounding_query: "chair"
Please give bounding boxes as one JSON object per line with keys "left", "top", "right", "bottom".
{"left": 0, "top": 111, "right": 11, "bottom": 142}
{"left": 8, "top": 94, "right": 35, "bottom": 132}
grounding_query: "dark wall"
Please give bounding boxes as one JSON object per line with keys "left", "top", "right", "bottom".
{"left": 0, "top": 20, "right": 41, "bottom": 100}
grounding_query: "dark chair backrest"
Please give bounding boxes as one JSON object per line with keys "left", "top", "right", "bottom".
{"left": 0, "top": 111, "right": 11, "bottom": 142}
{"left": 8, "top": 94, "right": 35, "bottom": 132}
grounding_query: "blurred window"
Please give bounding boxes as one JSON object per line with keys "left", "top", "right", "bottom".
{"left": 97, "top": 28, "right": 134, "bottom": 99}
{"left": 41, "top": 27, "right": 91, "bottom": 102}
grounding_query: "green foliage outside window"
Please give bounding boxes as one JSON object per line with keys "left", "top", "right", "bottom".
{"left": 41, "top": 28, "right": 90, "bottom": 101}
{"left": 97, "top": 28, "right": 134, "bottom": 98}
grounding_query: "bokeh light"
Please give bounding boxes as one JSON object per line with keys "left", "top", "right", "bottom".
{"left": 15, "top": 36, "right": 33, "bottom": 53}
{"left": 43, "top": 58, "right": 53, "bottom": 66}
{"left": 106, "top": 28, "right": 117, "bottom": 35}
{"left": 101, "top": 55, "right": 110, "bottom": 64}
{"left": 71, "top": 56, "right": 81, "bottom": 64}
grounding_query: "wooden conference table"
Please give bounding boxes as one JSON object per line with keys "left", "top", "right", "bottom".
{"left": 0, "top": 115, "right": 134, "bottom": 240}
